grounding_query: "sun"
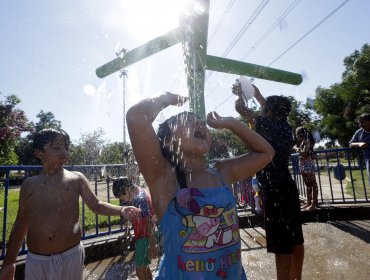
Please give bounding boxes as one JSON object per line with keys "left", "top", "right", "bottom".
{"left": 101, "top": 0, "right": 207, "bottom": 42}
{"left": 120, "top": 0, "right": 186, "bottom": 40}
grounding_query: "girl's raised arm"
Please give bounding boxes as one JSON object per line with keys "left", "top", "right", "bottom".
{"left": 126, "top": 93, "right": 187, "bottom": 216}
{"left": 207, "top": 112, "right": 274, "bottom": 185}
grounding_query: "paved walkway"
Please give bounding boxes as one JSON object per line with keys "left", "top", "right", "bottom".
{"left": 316, "top": 173, "right": 354, "bottom": 202}
{"left": 83, "top": 220, "right": 370, "bottom": 280}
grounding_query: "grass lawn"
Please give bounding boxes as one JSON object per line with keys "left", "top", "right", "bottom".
{"left": 345, "top": 169, "right": 370, "bottom": 199}
{"left": 0, "top": 188, "right": 122, "bottom": 245}
{"left": 0, "top": 188, "right": 20, "bottom": 245}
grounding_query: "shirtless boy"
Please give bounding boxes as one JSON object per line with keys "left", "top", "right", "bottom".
{"left": 0, "top": 128, "right": 140, "bottom": 280}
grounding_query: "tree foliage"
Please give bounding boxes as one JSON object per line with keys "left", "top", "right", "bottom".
{"left": 68, "top": 129, "right": 131, "bottom": 165}
{"left": 69, "top": 128, "right": 106, "bottom": 165}
{"left": 314, "top": 44, "right": 370, "bottom": 147}
{"left": 99, "top": 142, "right": 124, "bottom": 164}
{"left": 34, "top": 110, "right": 62, "bottom": 132}
{"left": 287, "top": 96, "right": 312, "bottom": 129}
{"left": 0, "top": 93, "right": 33, "bottom": 165}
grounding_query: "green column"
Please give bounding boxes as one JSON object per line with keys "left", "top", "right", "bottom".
{"left": 180, "top": 0, "right": 210, "bottom": 119}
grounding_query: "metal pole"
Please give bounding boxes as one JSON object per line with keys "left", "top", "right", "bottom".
{"left": 116, "top": 48, "right": 128, "bottom": 162}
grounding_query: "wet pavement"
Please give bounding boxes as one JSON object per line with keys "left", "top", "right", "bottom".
{"left": 83, "top": 220, "right": 370, "bottom": 280}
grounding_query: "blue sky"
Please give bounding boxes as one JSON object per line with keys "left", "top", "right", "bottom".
{"left": 0, "top": 0, "right": 368, "bottom": 144}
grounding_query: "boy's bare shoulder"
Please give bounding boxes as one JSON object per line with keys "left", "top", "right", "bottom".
{"left": 65, "top": 169, "right": 85, "bottom": 178}
{"left": 64, "top": 170, "right": 89, "bottom": 184}
{"left": 22, "top": 170, "right": 87, "bottom": 187}
{"left": 21, "top": 174, "right": 42, "bottom": 189}
{"left": 19, "top": 175, "right": 45, "bottom": 196}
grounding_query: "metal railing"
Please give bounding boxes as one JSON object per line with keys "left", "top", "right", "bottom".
{"left": 294, "top": 147, "right": 369, "bottom": 204}
{"left": 1, "top": 147, "right": 369, "bottom": 260}
{"left": 232, "top": 147, "right": 370, "bottom": 212}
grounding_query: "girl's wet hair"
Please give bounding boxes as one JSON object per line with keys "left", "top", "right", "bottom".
{"left": 33, "top": 128, "right": 70, "bottom": 150}
{"left": 296, "top": 126, "right": 308, "bottom": 137}
{"left": 296, "top": 126, "right": 315, "bottom": 144}
{"left": 264, "top": 95, "right": 291, "bottom": 120}
{"left": 158, "top": 111, "right": 204, "bottom": 224}
{"left": 157, "top": 111, "right": 197, "bottom": 189}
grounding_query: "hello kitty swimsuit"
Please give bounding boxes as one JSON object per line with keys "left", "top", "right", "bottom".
{"left": 156, "top": 182, "right": 247, "bottom": 279}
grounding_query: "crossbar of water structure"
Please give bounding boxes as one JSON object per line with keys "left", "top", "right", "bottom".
{"left": 96, "top": 0, "right": 302, "bottom": 118}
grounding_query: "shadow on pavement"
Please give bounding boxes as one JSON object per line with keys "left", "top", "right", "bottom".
{"left": 330, "top": 220, "right": 370, "bottom": 243}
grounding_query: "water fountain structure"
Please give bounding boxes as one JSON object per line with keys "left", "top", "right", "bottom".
{"left": 96, "top": 0, "right": 302, "bottom": 119}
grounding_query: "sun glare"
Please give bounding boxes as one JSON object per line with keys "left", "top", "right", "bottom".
{"left": 101, "top": 0, "right": 206, "bottom": 41}
{"left": 122, "top": 0, "right": 186, "bottom": 40}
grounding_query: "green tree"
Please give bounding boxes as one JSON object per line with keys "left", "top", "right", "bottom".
{"left": 34, "top": 110, "right": 62, "bottom": 131}
{"left": 209, "top": 116, "right": 251, "bottom": 158}
{"left": 99, "top": 142, "right": 125, "bottom": 164}
{"left": 69, "top": 128, "right": 106, "bottom": 165}
{"left": 0, "top": 93, "right": 33, "bottom": 165}
{"left": 314, "top": 44, "right": 370, "bottom": 147}
{"left": 287, "top": 96, "right": 312, "bottom": 130}
{"left": 286, "top": 96, "right": 322, "bottom": 145}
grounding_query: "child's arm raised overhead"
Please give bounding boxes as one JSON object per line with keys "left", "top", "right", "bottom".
{"left": 233, "top": 84, "right": 265, "bottom": 127}
{"left": 207, "top": 112, "right": 275, "bottom": 185}
{"left": 126, "top": 92, "right": 187, "bottom": 218}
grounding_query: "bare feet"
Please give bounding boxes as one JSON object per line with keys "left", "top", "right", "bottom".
{"left": 301, "top": 204, "right": 310, "bottom": 210}
{"left": 306, "top": 204, "right": 317, "bottom": 211}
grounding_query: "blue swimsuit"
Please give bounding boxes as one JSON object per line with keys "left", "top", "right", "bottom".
{"left": 156, "top": 183, "right": 247, "bottom": 279}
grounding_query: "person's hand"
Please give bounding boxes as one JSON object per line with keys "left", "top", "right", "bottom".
{"left": 121, "top": 206, "right": 141, "bottom": 221}
{"left": 358, "top": 142, "right": 368, "bottom": 149}
{"left": 207, "top": 111, "right": 234, "bottom": 129}
{"left": 350, "top": 142, "right": 368, "bottom": 149}
{"left": 163, "top": 92, "right": 188, "bottom": 107}
{"left": 231, "top": 83, "right": 242, "bottom": 96}
{"left": 235, "top": 96, "right": 247, "bottom": 113}
{"left": 0, "top": 264, "right": 15, "bottom": 280}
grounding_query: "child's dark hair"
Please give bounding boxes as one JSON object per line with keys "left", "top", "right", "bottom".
{"left": 157, "top": 111, "right": 197, "bottom": 189}
{"left": 358, "top": 113, "right": 370, "bottom": 122}
{"left": 112, "top": 176, "right": 132, "bottom": 198}
{"left": 296, "top": 127, "right": 315, "bottom": 144}
{"left": 264, "top": 95, "right": 291, "bottom": 120}
{"left": 33, "top": 128, "right": 70, "bottom": 151}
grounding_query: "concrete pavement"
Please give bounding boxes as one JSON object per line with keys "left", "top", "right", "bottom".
{"left": 83, "top": 220, "right": 370, "bottom": 280}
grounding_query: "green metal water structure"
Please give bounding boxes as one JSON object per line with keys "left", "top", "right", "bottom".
{"left": 96, "top": 0, "right": 302, "bottom": 118}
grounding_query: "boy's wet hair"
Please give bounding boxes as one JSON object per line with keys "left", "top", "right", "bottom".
{"left": 33, "top": 128, "right": 70, "bottom": 150}
{"left": 112, "top": 177, "right": 133, "bottom": 198}
{"left": 264, "top": 95, "right": 291, "bottom": 119}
